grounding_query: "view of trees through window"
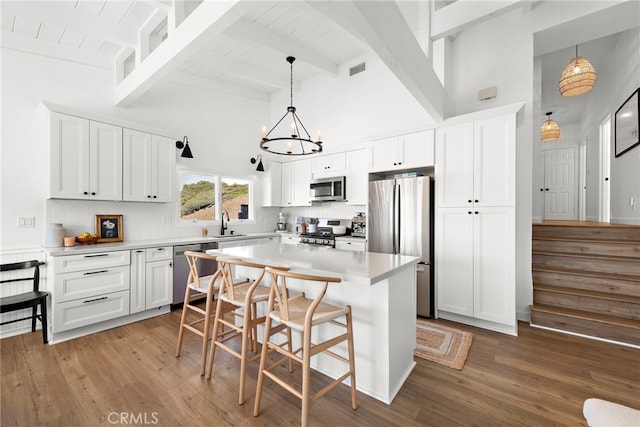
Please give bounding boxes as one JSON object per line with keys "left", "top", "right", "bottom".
{"left": 179, "top": 171, "right": 250, "bottom": 222}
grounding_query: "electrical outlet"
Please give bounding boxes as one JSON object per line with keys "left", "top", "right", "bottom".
{"left": 17, "top": 216, "right": 35, "bottom": 228}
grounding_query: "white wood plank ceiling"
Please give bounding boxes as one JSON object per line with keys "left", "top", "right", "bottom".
{"left": 2, "top": 1, "right": 634, "bottom": 125}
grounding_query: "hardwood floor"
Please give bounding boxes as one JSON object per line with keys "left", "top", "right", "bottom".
{"left": 2, "top": 311, "right": 638, "bottom": 426}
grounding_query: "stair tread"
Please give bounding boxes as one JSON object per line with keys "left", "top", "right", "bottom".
{"left": 532, "top": 236, "right": 640, "bottom": 245}
{"left": 533, "top": 284, "right": 640, "bottom": 303}
{"left": 531, "top": 266, "right": 640, "bottom": 282}
{"left": 530, "top": 304, "right": 640, "bottom": 329}
{"left": 532, "top": 250, "right": 640, "bottom": 262}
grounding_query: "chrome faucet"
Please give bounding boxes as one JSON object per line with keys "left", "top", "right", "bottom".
{"left": 220, "top": 211, "right": 229, "bottom": 235}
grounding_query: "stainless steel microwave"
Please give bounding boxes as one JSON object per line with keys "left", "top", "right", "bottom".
{"left": 309, "top": 176, "right": 346, "bottom": 202}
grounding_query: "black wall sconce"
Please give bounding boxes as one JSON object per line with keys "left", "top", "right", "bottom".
{"left": 176, "top": 136, "right": 193, "bottom": 158}
{"left": 250, "top": 154, "right": 264, "bottom": 172}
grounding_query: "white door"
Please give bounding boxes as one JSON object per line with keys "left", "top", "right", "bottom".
{"left": 145, "top": 260, "right": 172, "bottom": 309}
{"left": 89, "top": 121, "right": 123, "bottom": 201}
{"left": 50, "top": 113, "right": 90, "bottom": 199}
{"left": 436, "top": 208, "right": 474, "bottom": 316}
{"left": 435, "top": 123, "right": 474, "bottom": 208}
{"left": 122, "top": 129, "right": 152, "bottom": 202}
{"left": 544, "top": 147, "right": 577, "bottom": 220}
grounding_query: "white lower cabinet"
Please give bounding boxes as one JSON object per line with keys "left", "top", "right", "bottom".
{"left": 130, "top": 247, "right": 173, "bottom": 314}
{"left": 335, "top": 239, "right": 366, "bottom": 252}
{"left": 52, "top": 251, "right": 131, "bottom": 333}
{"left": 436, "top": 207, "right": 515, "bottom": 329}
{"left": 53, "top": 291, "right": 130, "bottom": 333}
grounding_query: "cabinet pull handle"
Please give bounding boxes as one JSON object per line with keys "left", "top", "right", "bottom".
{"left": 83, "top": 296, "right": 108, "bottom": 304}
{"left": 84, "top": 253, "right": 109, "bottom": 258}
{"left": 84, "top": 270, "right": 108, "bottom": 275}
{"left": 169, "top": 262, "right": 173, "bottom": 268}
{"left": 135, "top": 250, "right": 144, "bottom": 253}
{"left": 156, "top": 247, "right": 165, "bottom": 251}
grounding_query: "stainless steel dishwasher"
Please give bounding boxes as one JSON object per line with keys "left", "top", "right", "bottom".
{"left": 172, "top": 242, "right": 218, "bottom": 305}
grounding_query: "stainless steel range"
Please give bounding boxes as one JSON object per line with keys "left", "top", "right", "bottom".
{"left": 298, "top": 227, "right": 335, "bottom": 247}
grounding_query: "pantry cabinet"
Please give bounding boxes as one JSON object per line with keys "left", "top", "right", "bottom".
{"left": 435, "top": 111, "right": 518, "bottom": 335}
{"left": 122, "top": 129, "right": 175, "bottom": 202}
{"left": 50, "top": 113, "right": 123, "bottom": 201}
{"left": 435, "top": 116, "right": 515, "bottom": 208}
{"left": 370, "top": 129, "right": 434, "bottom": 172}
{"left": 436, "top": 207, "right": 515, "bottom": 326}
{"left": 130, "top": 247, "right": 173, "bottom": 314}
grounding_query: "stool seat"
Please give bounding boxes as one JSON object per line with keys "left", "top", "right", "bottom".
{"left": 269, "top": 295, "right": 349, "bottom": 331}
{"left": 219, "top": 282, "right": 270, "bottom": 306}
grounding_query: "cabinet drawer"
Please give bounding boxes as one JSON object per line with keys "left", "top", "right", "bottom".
{"left": 55, "top": 265, "right": 130, "bottom": 303}
{"left": 55, "top": 250, "right": 130, "bottom": 273}
{"left": 145, "top": 246, "right": 172, "bottom": 261}
{"left": 335, "top": 240, "right": 366, "bottom": 252}
{"left": 53, "top": 290, "right": 130, "bottom": 333}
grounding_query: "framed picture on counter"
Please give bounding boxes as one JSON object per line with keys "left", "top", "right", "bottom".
{"left": 96, "top": 214, "right": 123, "bottom": 243}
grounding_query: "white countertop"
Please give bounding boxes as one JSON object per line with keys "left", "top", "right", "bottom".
{"left": 46, "top": 233, "right": 278, "bottom": 256}
{"left": 206, "top": 242, "right": 418, "bottom": 285}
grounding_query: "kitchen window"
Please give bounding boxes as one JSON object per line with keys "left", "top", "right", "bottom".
{"left": 179, "top": 170, "right": 252, "bottom": 223}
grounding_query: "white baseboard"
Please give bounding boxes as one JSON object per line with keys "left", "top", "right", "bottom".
{"left": 532, "top": 216, "right": 542, "bottom": 223}
{"left": 610, "top": 217, "right": 640, "bottom": 225}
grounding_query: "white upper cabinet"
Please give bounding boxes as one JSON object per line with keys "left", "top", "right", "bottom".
{"left": 281, "top": 161, "right": 293, "bottom": 207}
{"left": 436, "top": 115, "right": 515, "bottom": 208}
{"left": 122, "top": 129, "right": 175, "bottom": 202}
{"left": 292, "top": 159, "right": 313, "bottom": 206}
{"left": 311, "top": 152, "right": 347, "bottom": 178}
{"left": 50, "top": 113, "right": 122, "bottom": 200}
{"left": 345, "top": 149, "right": 367, "bottom": 205}
{"left": 370, "top": 129, "right": 434, "bottom": 172}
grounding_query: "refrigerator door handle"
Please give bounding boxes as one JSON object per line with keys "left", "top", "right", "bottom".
{"left": 393, "top": 183, "right": 400, "bottom": 254}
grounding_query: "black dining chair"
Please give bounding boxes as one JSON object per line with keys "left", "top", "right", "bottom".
{"left": 0, "top": 260, "right": 49, "bottom": 344}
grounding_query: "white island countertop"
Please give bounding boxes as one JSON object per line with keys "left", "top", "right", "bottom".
{"left": 206, "top": 241, "right": 419, "bottom": 285}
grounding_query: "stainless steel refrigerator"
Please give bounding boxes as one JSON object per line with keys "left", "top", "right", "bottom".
{"left": 368, "top": 176, "right": 433, "bottom": 317}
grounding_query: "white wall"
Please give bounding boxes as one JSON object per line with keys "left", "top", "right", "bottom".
{"left": 0, "top": 48, "right": 277, "bottom": 251}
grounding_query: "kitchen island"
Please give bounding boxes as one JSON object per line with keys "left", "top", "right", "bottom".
{"left": 206, "top": 242, "right": 419, "bottom": 404}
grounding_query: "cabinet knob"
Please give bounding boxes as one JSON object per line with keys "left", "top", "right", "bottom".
{"left": 153, "top": 195, "right": 157, "bottom": 199}
{"left": 468, "top": 211, "right": 473, "bottom": 214}
{"left": 84, "top": 191, "right": 89, "bottom": 195}
{"left": 91, "top": 192, "right": 96, "bottom": 196}
{"left": 468, "top": 200, "right": 472, "bottom": 203}
{"left": 398, "top": 162, "right": 402, "bottom": 165}
{"left": 147, "top": 195, "right": 152, "bottom": 198}
{"left": 545, "top": 188, "right": 549, "bottom": 191}
{"left": 475, "top": 211, "right": 479, "bottom": 214}
{"left": 474, "top": 199, "right": 478, "bottom": 203}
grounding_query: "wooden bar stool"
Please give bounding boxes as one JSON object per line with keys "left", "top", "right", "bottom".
{"left": 175, "top": 251, "right": 226, "bottom": 376}
{"left": 205, "top": 257, "right": 291, "bottom": 405}
{"left": 253, "top": 267, "right": 357, "bottom": 427}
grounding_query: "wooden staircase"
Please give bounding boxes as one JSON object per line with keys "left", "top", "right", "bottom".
{"left": 530, "top": 222, "right": 640, "bottom": 346}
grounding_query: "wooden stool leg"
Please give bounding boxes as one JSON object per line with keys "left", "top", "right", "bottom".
{"left": 301, "top": 330, "right": 312, "bottom": 427}
{"left": 206, "top": 296, "right": 224, "bottom": 380}
{"left": 199, "top": 293, "right": 214, "bottom": 376}
{"left": 175, "top": 285, "right": 191, "bottom": 358}
{"left": 346, "top": 307, "right": 357, "bottom": 409}
{"left": 238, "top": 305, "right": 253, "bottom": 405}
{"left": 253, "top": 313, "right": 273, "bottom": 417}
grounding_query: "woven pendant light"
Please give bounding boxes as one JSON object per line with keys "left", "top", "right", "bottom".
{"left": 541, "top": 112, "right": 560, "bottom": 141}
{"left": 558, "top": 45, "right": 596, "bottom": 96}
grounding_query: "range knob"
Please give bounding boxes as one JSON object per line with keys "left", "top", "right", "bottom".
{"left": 300, "top": 238, "right": 308, "bottom": 243}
